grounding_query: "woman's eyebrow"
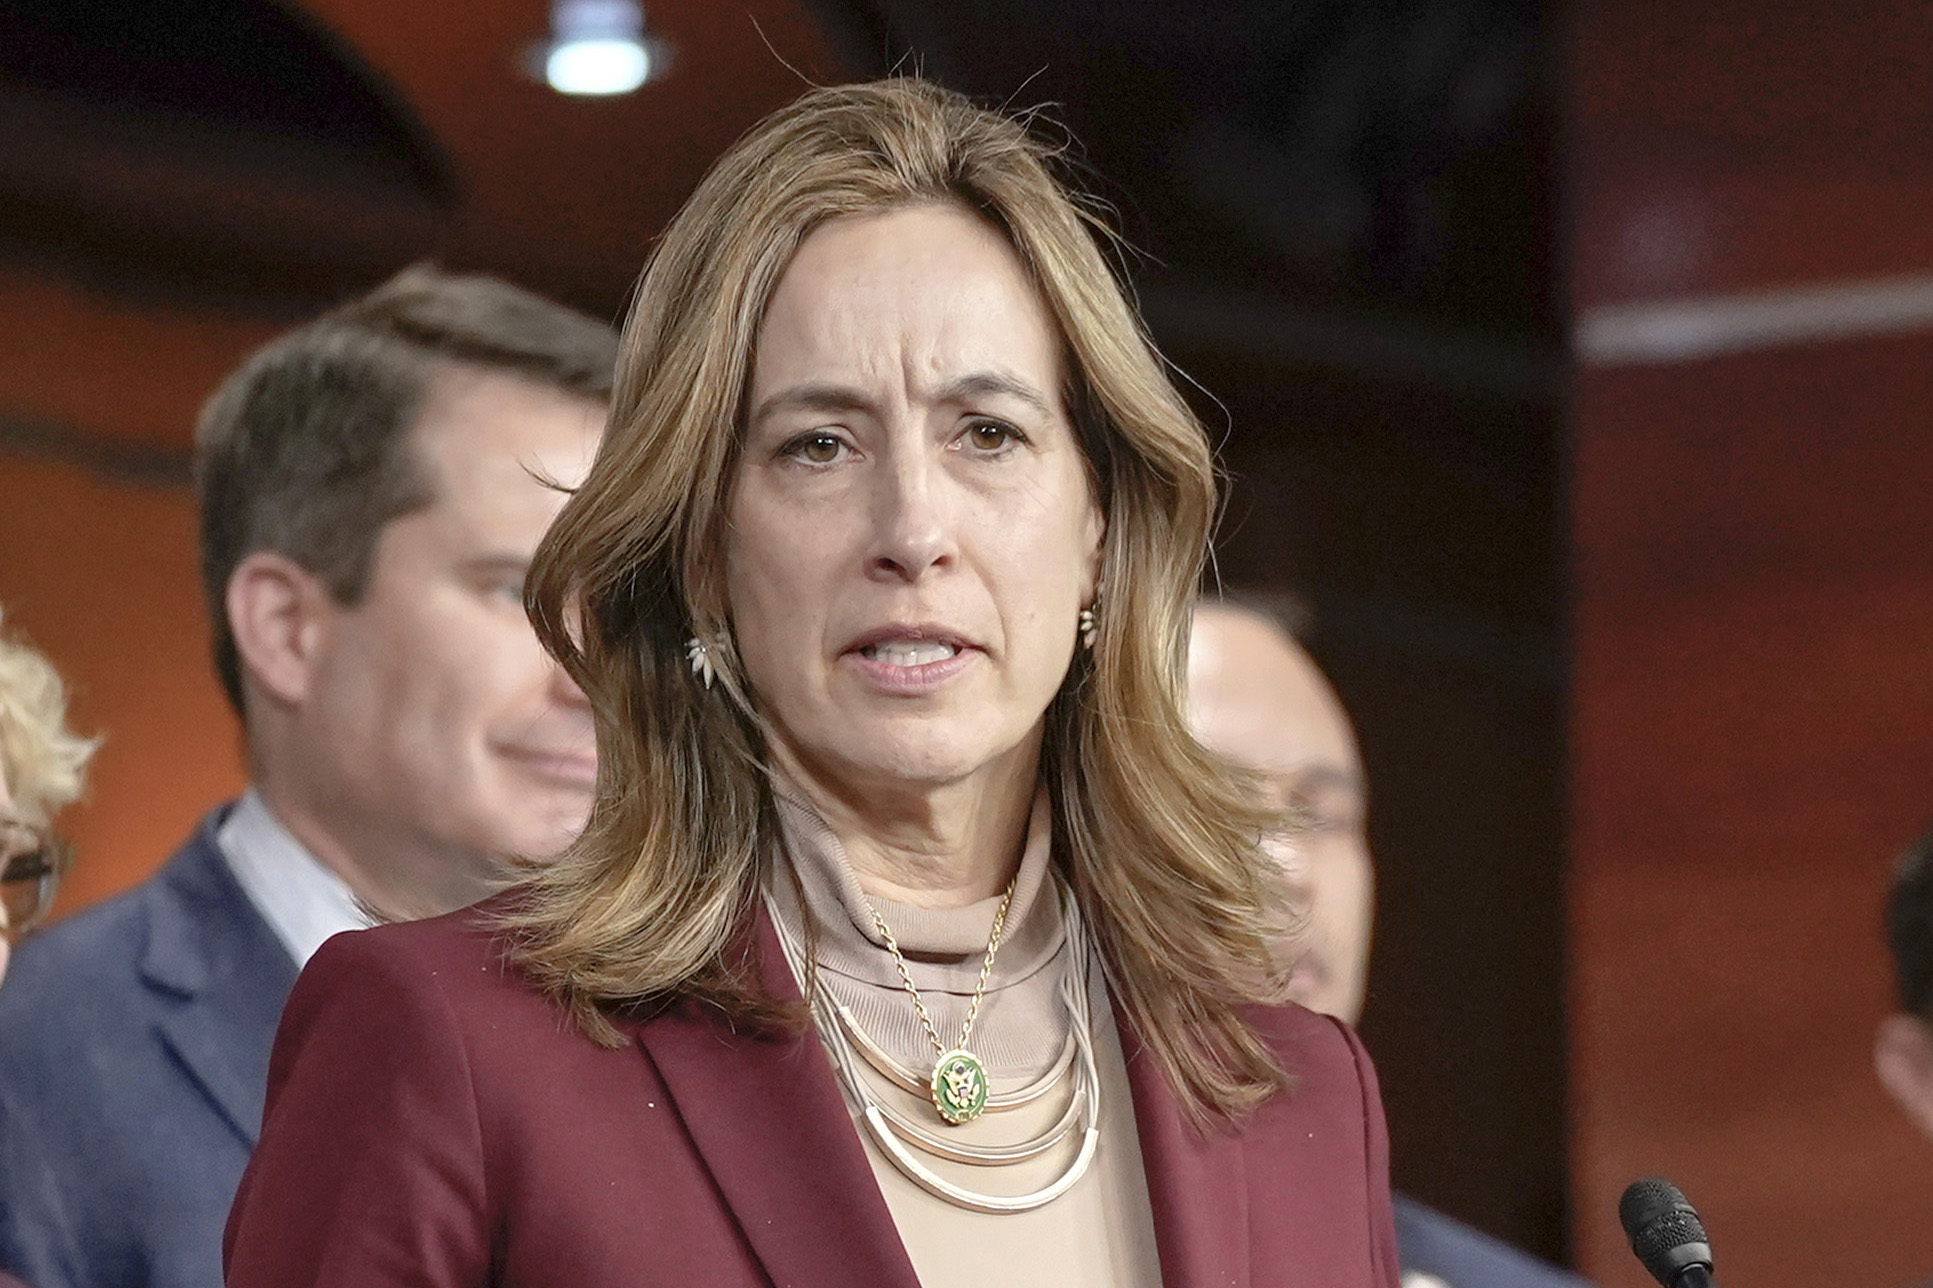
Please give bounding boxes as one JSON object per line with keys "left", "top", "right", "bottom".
{"left": 934, "top": 371, "right": 1054, "bottom": 417}
{"left": 749, "top": 372, "right": 1055, "bottom": 428}
{"left": 748, "top": 383, "right": 875, "bottom": 429}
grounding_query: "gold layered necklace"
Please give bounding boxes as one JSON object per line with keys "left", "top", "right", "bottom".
{"left": 770, "top": 879, "right": 1102, "bottom": 1215}
{"left": 830, "top": 998, "right": 1077, "bottom": 1114}
{"left": 858, "top": 876, "right": 1016, "bottom": 1126}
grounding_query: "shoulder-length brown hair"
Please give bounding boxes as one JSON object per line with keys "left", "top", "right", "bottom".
{"left": 509, "top": 77, "right": 1290, "bottom": 1123}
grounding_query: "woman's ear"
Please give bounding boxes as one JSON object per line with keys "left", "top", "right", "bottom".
{"left": 226, "top": 551, "right": 335, "bottom": 710}
{"left": 683, "top": 562, "right": 728, "bottom": 650}
{"left": 1079, "top": 498, "right": 1106, "bottom": 605}
{"left": 1874, "top": 1012, "right": 1933, "bottom": 1140}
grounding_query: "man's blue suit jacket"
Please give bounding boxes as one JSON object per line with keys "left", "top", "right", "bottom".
{"left": 1396, "top": 1193, "right": 1596, "bottom": 1288}
{"left": 0, "top": 808, "right": 297, "bottom": 1288}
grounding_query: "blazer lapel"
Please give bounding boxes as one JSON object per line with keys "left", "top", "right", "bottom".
{"left": 1117, "top": 996, "right": 1253, "bottom": 1288}
{"left": 139, "top": 821, "right": 299, "bottom": 1148}
{"left": 638, "top": 907, "right": 922, "bottom": 1288}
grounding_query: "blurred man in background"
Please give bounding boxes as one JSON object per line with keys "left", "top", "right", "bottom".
{"left": 1188, "top": 597, "right": 1593, "bottom": 1288}
{"left": 0, "top": 267, "right": 616, "bottom": 1288}
{"left": 1877, "top": 830, "right": 1933, "bottom": 1143}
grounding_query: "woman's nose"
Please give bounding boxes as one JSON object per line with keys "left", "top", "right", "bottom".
{"left": 866, "top": 449, "right": 955, "bottom": 582}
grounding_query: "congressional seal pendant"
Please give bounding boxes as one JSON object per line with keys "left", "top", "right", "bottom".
{"left": 931, "top": 1048, "right": 991, "bottom": 1124}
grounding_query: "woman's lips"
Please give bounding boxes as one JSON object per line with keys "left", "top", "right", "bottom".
{"left": 862, "top": 639, "right": 959, "bottom": 667}
{"left": 843, "top": 637, "right": 980, "bottom": 694}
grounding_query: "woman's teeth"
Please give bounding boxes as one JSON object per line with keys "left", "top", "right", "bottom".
{"left": 864, "top": 640, "right": 960, "bottom": 666}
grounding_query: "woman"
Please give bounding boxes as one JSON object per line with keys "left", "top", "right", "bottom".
{"left": 0, "top": 611, "right": 94, "bottom": 986}
{"left": 0, "top": 612, "right": 93, "bottom": 1288}
{"left": 226, "top": 79, "right": 1399, "bottom": 1287}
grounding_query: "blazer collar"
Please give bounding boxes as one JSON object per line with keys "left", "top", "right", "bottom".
{"left": 1116, "top": 994, "right": 1253, "bottom": 1288}
{"left": 139, "top": 809, "right": 300, "bottom": 1146}
{"left": 637, "top": 906, "right": 922, "bottom": 1288}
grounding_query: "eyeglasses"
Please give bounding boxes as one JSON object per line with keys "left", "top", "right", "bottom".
{"left": 1, "top": 820, "right": 67, "bottom": 938}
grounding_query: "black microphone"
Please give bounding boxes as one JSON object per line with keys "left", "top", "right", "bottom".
{"left": 1618, "top": 1177, "right": 1717, "bottom": 1288}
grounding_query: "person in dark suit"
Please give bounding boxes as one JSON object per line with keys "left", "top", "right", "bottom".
{"left": 0, "top": 611, "right": 98, "bottom": 1288}
{"left": 224, "top": 79, "right": 1401, "bottom": 1286}
{"left": 1188, "top": 599, "right": 1596, "bottom": 1288}
{"left": 0, "top": 268, "right": 616, "bottom": 1288}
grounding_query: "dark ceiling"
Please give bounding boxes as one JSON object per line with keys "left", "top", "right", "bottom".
{"left": 2, "top": 0, "right": 449, "bottom": 195}
{"left": 0, "top": 0, "right": 1551, "bottom": 348}
{"left": 815, "top": 0, "right": 1549, "bottom": 333}
{"left": 0, "top": 0, "right": 847, "bottom": 319}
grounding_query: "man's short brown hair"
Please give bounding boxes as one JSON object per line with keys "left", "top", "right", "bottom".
{"left": 195, "top": 264, "right": 617, "bottom": 714}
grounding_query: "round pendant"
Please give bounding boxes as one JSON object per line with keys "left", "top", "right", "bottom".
{"left": 930, "top": 1048, "right": 991, "bottom": 1125}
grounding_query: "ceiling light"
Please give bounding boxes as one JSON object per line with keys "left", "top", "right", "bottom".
{"left": 540, "top": 0, "right": 655, "bottom": 96}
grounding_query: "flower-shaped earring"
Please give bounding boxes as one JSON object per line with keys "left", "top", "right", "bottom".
{"left": 685, "top": 637, "right": 716, "bottom": 690}
{"left": 1078, "top": 605, "right": 1098, "bottom": 651}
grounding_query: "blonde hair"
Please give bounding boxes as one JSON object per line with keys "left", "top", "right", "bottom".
{"left": 0, "top": 610, "right": 97, "bottom": 828}
{"left": 510, "top": 78, "right": 1290, "bottom": 1122}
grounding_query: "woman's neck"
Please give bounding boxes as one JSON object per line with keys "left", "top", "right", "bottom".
{"left": 767, "top": 742, "right": 1039, "bottom": 909}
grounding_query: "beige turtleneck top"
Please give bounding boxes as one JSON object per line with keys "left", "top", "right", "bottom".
{"left": 766, "top": 789, "right": 1163, "bottom": 1288}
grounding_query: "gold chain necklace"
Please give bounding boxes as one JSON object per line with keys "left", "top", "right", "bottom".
{"left": 767, "top": 881, "right": 1104, "bottom": 1213}
{"left": 828, "top": 995, "right": 1076, "bottom": 1111}
{"left": 859, "top": 875, "right": 1016, "bottom": 1125}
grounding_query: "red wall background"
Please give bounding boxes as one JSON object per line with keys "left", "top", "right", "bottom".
{"left": 0, "top": 268, "right": 258, "bottom": 909}
{"left": 1568, "top": 2, "right": 1933, "bottom": 1283}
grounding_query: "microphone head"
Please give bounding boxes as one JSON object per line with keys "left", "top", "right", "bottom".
{"left": 1619, "top": 1177, "right": 1714, "bottom": 1286}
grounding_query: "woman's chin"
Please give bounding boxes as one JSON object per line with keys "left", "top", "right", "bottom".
{"left": 803, "top": 722, "right": 1029, "bottom": 793}
{"left": 848, "top": 744, "right": 987, "bottom": 789}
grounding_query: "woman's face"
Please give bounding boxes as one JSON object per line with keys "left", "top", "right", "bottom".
{"left": 726, "top": 202, "right": 1103, "bottom": 801}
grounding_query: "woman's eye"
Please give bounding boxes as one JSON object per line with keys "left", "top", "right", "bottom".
{"left": 783, "top": 432, "right": 846, "bottom": 465}
{"left": 963, "top": 420, "right": 1023, "bottom": 452}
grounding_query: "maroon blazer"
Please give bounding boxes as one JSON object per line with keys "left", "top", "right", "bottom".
{"left": 225, "top": 903, "right": 1399, "bottom": 1287}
